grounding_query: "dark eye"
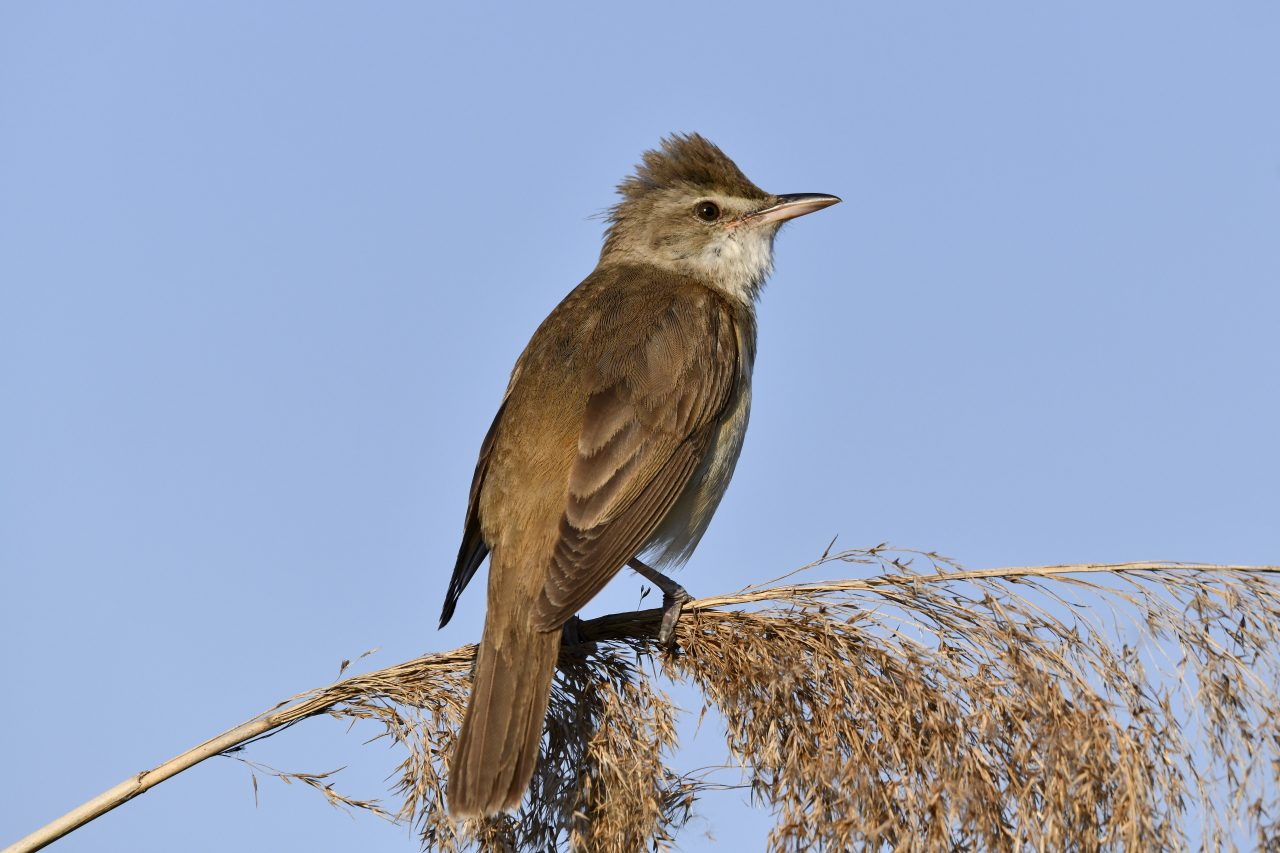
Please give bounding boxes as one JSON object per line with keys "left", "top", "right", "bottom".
{"left": 694, "top": 200, "right": 721, "bottom": 222}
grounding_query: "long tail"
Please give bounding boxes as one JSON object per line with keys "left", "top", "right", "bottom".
{"left": 447, "top": 612, "right": 560, "bottom": 817}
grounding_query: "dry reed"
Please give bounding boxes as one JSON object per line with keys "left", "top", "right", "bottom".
{"left": 249, "top": 548, "right": 1280, "bottom": 851}
{"left": 8, "top": 547, "right": 1280, "bottom": 853}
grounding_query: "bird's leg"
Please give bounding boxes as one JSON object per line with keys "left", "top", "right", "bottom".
{"left": 629, "top": 558, "right": 694, "bottom": 648}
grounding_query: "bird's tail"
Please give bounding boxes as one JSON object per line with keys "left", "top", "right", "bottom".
{"left": 447, "top": 613, "right": 560, "bottom": 817}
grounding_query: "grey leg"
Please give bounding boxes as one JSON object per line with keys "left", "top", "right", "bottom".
{"left": 629, "top": 558, "right": 694, "bottom": 647}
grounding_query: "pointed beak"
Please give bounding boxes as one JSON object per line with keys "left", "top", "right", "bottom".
{"left": 745, "top": 193, "right": 841, "bottom": 226}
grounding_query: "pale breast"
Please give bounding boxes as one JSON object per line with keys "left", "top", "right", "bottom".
{"left": 641, "top": 314, "right": 756, "bottom": 568}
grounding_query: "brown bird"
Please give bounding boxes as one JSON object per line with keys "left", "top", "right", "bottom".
{"left": 439, "top": 133, "right": 839, "bottom": 818}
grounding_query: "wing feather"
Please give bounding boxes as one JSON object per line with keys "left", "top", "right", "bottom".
{"left": 439, "top": 399, "right": 506, "bottom": 628}
{"left": 532, "top": 289, "right": 740, "bottom": 628}
{"left": 442, "top": 267, "right": 744, "bottom": 633}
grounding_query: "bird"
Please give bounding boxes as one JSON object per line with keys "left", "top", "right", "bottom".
{"left": 438, "top": 133, "right": 839, "bottom": 818}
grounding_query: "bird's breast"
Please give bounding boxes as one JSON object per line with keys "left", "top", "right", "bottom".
{"left": 642, "top": 336, "right": 755, "bottom": 568}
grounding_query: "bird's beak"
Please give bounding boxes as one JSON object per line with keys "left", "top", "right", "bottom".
{"left": 744, "top": 193, "right": 842, "bottom": 226}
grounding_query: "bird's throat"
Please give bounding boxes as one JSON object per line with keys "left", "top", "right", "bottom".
{"left": 696, "top": 227, "right": 776, "bottom": 304}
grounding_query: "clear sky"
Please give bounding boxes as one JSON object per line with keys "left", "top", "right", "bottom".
{"left": 2, "top": 3, "right": 1277, "bottom": 851}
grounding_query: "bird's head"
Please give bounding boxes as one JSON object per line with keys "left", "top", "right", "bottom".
{"left": 601, "top": 133, "right": 840, "bottom": 303}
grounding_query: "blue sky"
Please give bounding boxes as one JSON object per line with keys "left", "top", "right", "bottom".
{"left": 2, "top": 3, "right": 1277, "bottom": 850}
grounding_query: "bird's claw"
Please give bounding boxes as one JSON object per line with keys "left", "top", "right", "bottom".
{"left": 657, "top": 586, "right": 693, "bottom": 648}
{"left": 628, "top": 558, "right": 695, "bottom": 650}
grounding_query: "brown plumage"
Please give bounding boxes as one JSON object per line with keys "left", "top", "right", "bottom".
{"left": 440, "top": 134, "right": 839, "bottom": 817}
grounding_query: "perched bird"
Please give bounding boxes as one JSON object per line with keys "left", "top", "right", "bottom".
{"left": 439, "top": 133, "right": 839, "bottom": 817}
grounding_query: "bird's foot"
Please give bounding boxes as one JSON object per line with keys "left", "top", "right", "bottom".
{"left": 656, "top": 587, "right": 694, "bottom": 648}
{"left": 629, "top": 558, "right": 695, "bottom": 648}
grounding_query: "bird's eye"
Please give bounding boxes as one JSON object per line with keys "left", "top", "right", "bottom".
{"left": 694, "top": 200, "right": 721, "bottom": 222}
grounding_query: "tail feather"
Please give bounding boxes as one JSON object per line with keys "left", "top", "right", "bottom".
{"left": 448, "top": 614, "right": 560, "bottom": 817}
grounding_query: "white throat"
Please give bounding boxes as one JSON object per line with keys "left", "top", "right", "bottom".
{"left": 689, "top": 226, "right": 776, "bottom": 304}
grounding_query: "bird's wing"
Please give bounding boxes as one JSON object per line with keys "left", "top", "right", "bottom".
{"left": 439, "top": 398, "right": 504, "bottom": 628}
{"left": 532, "top": 286, "right": 741, "bottom": 629}
{"left": 440, "top": 349, "right": 530, "bottom": 628}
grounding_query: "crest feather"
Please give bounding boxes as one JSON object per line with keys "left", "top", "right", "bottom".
{"left": 616, "top": 133, "right": 767, "bottom": 202}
